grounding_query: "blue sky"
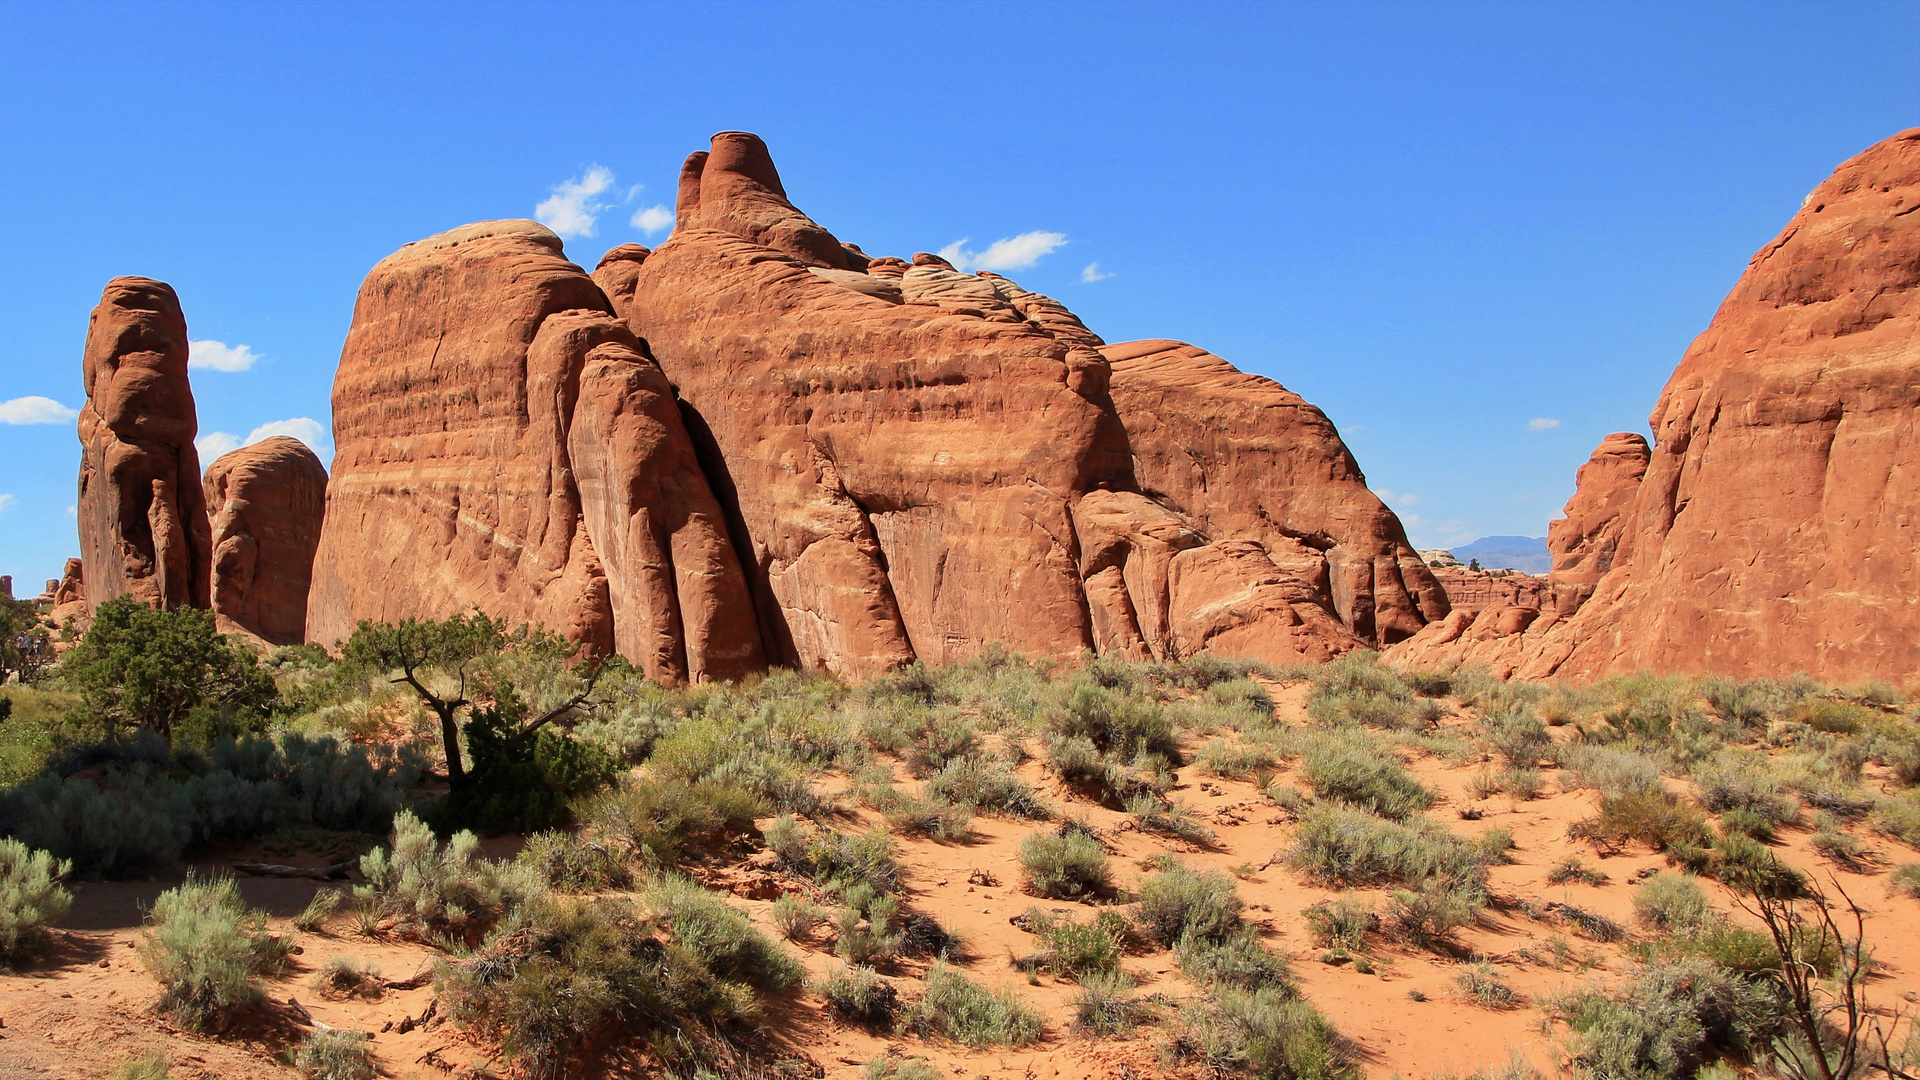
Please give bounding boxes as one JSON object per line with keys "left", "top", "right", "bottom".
{"left": 1, "top": 0, "right": 1914, "bottom": 589}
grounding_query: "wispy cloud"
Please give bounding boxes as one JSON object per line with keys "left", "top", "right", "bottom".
{"left": 0, "top": 494, "right": 15, "bottom": 514}
{"left": 1080, "top": 261, "right": 1113, "bottom": 283}
{"left": 631, "top": 205, "right": 672, "bottom": 235}
{"left": 1375, "top": 488, "right": 1421, "bottom": 506}
{"left": 1528, "top": 417, "right": 1561, "bottom": 431}
{"left": 535, "top": 165, "right": 616, "bottom": 239}
{"left": 937, "top": 230, "right": 1068, "bottom": 272}
{"left": 196, "top": 431, "right": 242, "bottom": 460}
{"left": 195, "top": 416, "right": 331, "bottom": 464}
{"left": 0, "top": 396, "right": 78, "bottom": 424}
{"left": 189, "top": 340, "right": 260, "bottom": 371}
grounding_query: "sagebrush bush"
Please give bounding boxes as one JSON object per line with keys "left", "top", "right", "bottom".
{"left": 1454, "top": 961, "right": 1517, "bottom": 1008}
{"left": 864, "top": 1055, "right": 943, "bottom": 1080}
{"left": 772, "top": 895, "right": 825, "bottom": 941}
{"left": 1046, "top": 679, "right": 1179, "bottom": 761}
{"left": 1485, "top": 709, "right": 1553, "bottom": 767}
{"left": 1167, "top": 986, "right": 1355, "bottom": 1080}
{"left": 1285, "top": 804, "right": 1492, "bottom": 895}
{"left": 1568, "top": 790, "right": 1710, "bottom": 854}
{"left": 1072, "top": 971, "right": 1146, "bottom": 1034}
{"left": 517, "top": 829, "right": 631, "bottom": 891}
{"left": 1021, "top": 907, "right": 1128, "bottom": 977}
{"left": 1386, "top": 881, "right": 1480, "bottom": 947}
{"left": 1177, "top": 924, "right": 1294, "bottom": 990}
{"left": 818, "top": 964, "right": 899, "bottom": 1028}
{"left": 1558, "top": 745, "right": 1663, "bottom": 796}
{"left": 140, "top": 875, "right": 293, "bottom": 1030}
{"left": 922, "top": 755, "right": 1050, "bottom": 818}
{"left": 1304, "top": 895, "right": 1377, "bottom": 951}
{"left": 904, "top": 961, "right": 1043, "bottom": 1047}
{"left": 1135, "top": 861, "right": 1242, "bottom": 947}
{"left": 0, "top": 837, "right": 71, "bottom": 961}
{"left": 1890, "top": 863, "right": 1920, "bottom": 898}
{"left": 582, "top": 775, "right": 764, "bottom": 866}
{"left": 1018, "top": 828, "right": 1110, "bottom": 898}
{"left": 358, "top": 810, "right": 536, "bottom": 944}
{"left": 1294, "top": 732, "right": 1432, "bottom": 820}
{"left": 1632, "top": 872, "right": 1710, "bottom": 931}
{"left": 311, "top": 954, "right": 383, "bottom": 1000}
{"left": 1553, "top": 956, "right": 1780, "bottom": 1080}
{"left": 1305, "top": 652, "right": 1420, "bottom": 731}
{"left": 294, "top": 1029, "right": 375, "bottom": 1080}
{"left": 1197, "top": 737, "right": 1277, "bottom": 779}
{"left": 440, "top": 885, "right": 799, "bottom": 1077}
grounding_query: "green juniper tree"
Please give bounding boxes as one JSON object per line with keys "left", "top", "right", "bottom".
{"left": 62, "top": 596, "right": 276, "bottom": 744}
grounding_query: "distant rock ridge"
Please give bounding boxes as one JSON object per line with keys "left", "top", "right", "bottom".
{"left": 1390, "top": 128, "right": 1920, "bottom": 681}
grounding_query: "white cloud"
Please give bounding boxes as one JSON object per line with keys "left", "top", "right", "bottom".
{"left": 536, "top": 165, "right": 616, "bottom": 239}
{"left": 196, "top": 431, "right": 242, "bottom": 460}
{"left": 246, "top": 417, "right": 329, "bottom": 452}
{"left": 195, "top": 416, "right": 331, "bottom": 463}
{"left": 0, "top": 494, "right": 15, "bottom": 514}
{"left": 188, "top": 340, "right": 260, "bottom": 371}
{"left": 631, "top": 205, "right": 673, "bottom": 235}
{"left": 1375, "top": 489, "right": 1421, "bottom": 506}
{"left": 65, "top": 505, "right": 76, "bottom": 517}
{"left": 1528, "top": 417, "right": 1561, "bottom": 431}
{"left": 0, "top": 396, "right": 78, "bottom": 424}
{"left": 1080, "top": 261, "right": 1113, "bottom": 283}
{"left": 937, "top": 230, "right": 1069, "bottom": 272}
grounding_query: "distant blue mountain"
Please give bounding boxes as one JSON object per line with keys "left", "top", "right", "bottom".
{"left": 1451, "top": 535, "right": 1551, "bottom": 574}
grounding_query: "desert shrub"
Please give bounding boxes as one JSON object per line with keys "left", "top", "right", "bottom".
{"left": 1304, "top": 895, "right": 1377, "bottom": 952}
{"left": 107, "top": 1052, "right": 173, "bottom": 1080}
{"left": 772, "top": 895, "right": 825, "bottom": 941}
{"left": 1809, "top": 814, "right": 1870, "bottom": 869}
{"left": 1568, "top": 790, "right": 1710, "bottom": 854}
{"left": 1209, "top": 677, "right": 1277, "bottom": 717}
{"left": 1717, "top": 807, "right": 1777, "bottom": 842}
{"left": 922, "top": 755, "right": 1050, "bottom": 818}
{"left": 1632, "top": 872, "right": 1710, "bottom": 931}
{"left": 311, "top": 954, "right": 383, "bottom": 1000}
{"left": 832, "top": 890, "right": 905, "bottom": 968}
{"left": 1454, "top": 961, "right": 1517, "bottom": 1008}
{"left": 1431, "top": 1051, "right": 1542, "bottom": 1080}
{"left": 901, "top": 709, "right": 980, "bottom": 777}
{"left": 0, "top": 731, "right": 418, "bottom": 879}
{"left": 1693, "top": 753, "right": 1799, "bottom": 827}
{"left": 517, "top": 830, "right": 631, "bottom": 891}
{"left": 1486, "top": 708, "right": 1552, "bottom": 767}
{"left": 140, "top": 875, "right": 294, "bottom": 1030}
{"left": 1022, "top": 907, "right": 1128, "bottom": 977}
{"left": 0, "top": 837, "right": 70, "bottom": 961}
{"left": 1386, "top": 881, "right": 1481, "bottom": 946}
{"left": 1649, "top": 921, "right": 1779, "bottom": 975}
{"left": 1123, "top": 791, "right": 1218, "bottom": 843}
{"left": 1135, "top": 861, "right": 1242, "bottom": 947}
{"left": 1294, "top": 732, "right": 1433, "bottom": 820}
{"left": 294, "top": 1029, "right": 375, "bottom": 1080}
{"left": 877, "top": 789, "right": 976, "bottom": 841}
{"left": 1789, "top": 699, "right": 1878, "bottom": 735}
{"left": 585, "top": 775, "right": 764, "bottom": 867}
{"left": 1553, "top": 956, "right": 1780, "bottom": 1080}
{"left": 357, "top": 810, "right": 536, "bottom": 944}
{"left": 1285, "top": 804, "right": 1492, "bottom": 897}
{"left": 808, "top": 827, "right": 901, "bottom": 895}
{"left": 1552, "top": 902, "right": 1625, "bottom": 943}
{"left": 1072, "top": 971, "right": 1147, "bottom": 1034}
{"left": 1167, "top": 986, "right": 1355, "bottom": 1080}
{"left": 1707, "top": 831, "right": 1804, "bottom": 897}
{"left": 904, "top": 961, "right": 1043, "bottom": 1047}
{"left": 1546, "top": 856, "right": 1609, "bottom": 886}
{"left": 1890, "top": 863, "right": 1920, "bottom": 898}
{"left": 294, "top": 887, "right": 344, "bottom": 934}
{"left": 818, "top": 964, "right": 900, "bottom": 1028}
{"left": 1177, "top": 925, "right": 1294, "bottom": 990}
{"left": 1558, "top": 744, "right": 1663, "bottom": 795}
{"left": 433, "top": 686, "right": 620, "bottom": 834}
{"left": 64, "top": 595, "right": 277, "bottom": 743}
{"left": 1198, "top": 738, "right": 1278, "bottom": 778}
{"left": 1875, "top": 792, "right": 1920, "bottom": 848}
{"left": 1019, "top": 828, "right": 1111, "bottom": 898}
{"left": 1046, "top": 679, "right": 1179, "bottom": 762}
{"left": 864, "top": 1055, "right": 943, "bottom": 1080}
{"left": 438, "top": 890, "right": 795, "bottom": 1078}
{"left": 1306, "top": 653, "right": 1419, "bottom": 730}
{"left": 1498, "top": 767, "right": 1545, "bottom": 800}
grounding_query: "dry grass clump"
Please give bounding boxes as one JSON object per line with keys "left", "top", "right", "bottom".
{"left": 1018, "top": 826, "right": 1111, "bottom": 899}
{"left": 816, "top": 964, "right": 900, "bottom": 1028}
{"left": 902, "top": 961, "right": 1044, "bottom": 1047}
{"left": 310, "top": 954, "right": 383, "bottom": 1000}
{"left": 294, "top": 1029, "right": 375, "bottom": 1080}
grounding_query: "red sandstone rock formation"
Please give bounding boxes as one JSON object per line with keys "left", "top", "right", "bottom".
{"left": 307, "top": 220, "right": 763, "bottom": 683}
{"left": 76, "top": 277, "right": 213, "bottom": 612}
{"left": 204, "top": 437, "right": 327, "bottom": 646}
{"left": 1101, "top": 340, "right": 1449, "bottom": 647}
{"left": 1390, "top": 129, "right": 1920, "bottom": 682}
{"left": 603, "top": 132, "right": 1422, "bottom": 675}
{"left": 1429, "top": 567, "right": 1548, "bottom": 611}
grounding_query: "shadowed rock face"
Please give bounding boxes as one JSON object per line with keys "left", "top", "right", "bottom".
{"left": 205, "top": 436, "right": 328, "bottom": 646}
{"left": 1390, "top": 128, "right": 1920, "bottom": 682}
{"left": 305, "top": 220, "right": 763, "bottom": 682}
{"left": 76, "top": 277, "right": 212, "bottom": 612}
